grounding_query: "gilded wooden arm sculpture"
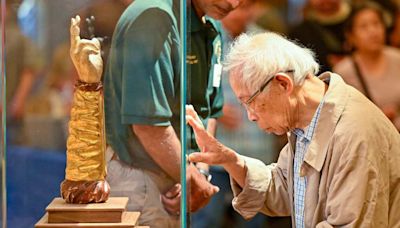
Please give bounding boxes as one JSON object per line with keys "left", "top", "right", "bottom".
{"left": 60, "top": 15, "right": 109, "bottom": 203}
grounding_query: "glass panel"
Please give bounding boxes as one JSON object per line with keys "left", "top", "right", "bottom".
{"left": 5, "top": 0, "right": 184, "bottom": 227}
{"left": 180, "top": 0, "right": 188, "bottom": 227}
{"left": 185, "top": 1, "right": 291, "bottom": 227}
{"left": 1, "top": 0, "right": 6, "bottom": 227}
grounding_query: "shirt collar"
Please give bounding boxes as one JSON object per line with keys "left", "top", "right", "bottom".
{"left": 189, "top": 4, "right": 218, "bottom": 36}
{"left": 189, "top": 5, "right": 204, "bottom": 32}
{"left": 292, "top": 94, "right": 326, "bottom": 143}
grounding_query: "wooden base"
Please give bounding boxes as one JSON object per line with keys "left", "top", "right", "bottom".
{"left": 46, "top": 197, "right": 128, "bottom": 223}
{"left": 35, "top": 197, "right": 147, "bottom": 227}
{"left": 35, "top": 212, "right": 140, "bottom": 228}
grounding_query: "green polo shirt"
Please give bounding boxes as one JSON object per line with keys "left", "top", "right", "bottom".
{"left": 104, "top": 1, "right": 224, "bottom": 172}
{"left": 187, "top": 7, "right": 224, "bottom": 150}
{"left": 104, "top": 0, "right": 180, "bottom": 173}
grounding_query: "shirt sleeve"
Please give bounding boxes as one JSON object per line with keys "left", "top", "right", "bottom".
{"left": 120, "top": 8, "right": 176, "bottom": 126}
{"left": 230, "top": 145, "right": 292, "bottom": 219}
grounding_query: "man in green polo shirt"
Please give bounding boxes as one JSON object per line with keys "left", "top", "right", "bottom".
{"left": 104, "top": 0, "right": 241, "bottom": 227}
{"left": 186, "top": 2, "right": 225, "bottom": 149}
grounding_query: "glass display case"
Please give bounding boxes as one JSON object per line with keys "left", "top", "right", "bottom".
{"left": 2, "top": 0, "right": 189, "bottom": 227}
{"left": 1, "top": 0, "right": 291, "bottom": 227}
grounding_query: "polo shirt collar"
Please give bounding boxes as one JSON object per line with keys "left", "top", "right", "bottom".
{"left": 189, "top": 4, "right": 218, "bottom": 36}
{"left": 189, "top": 4, "right": 204, "bottom": 32}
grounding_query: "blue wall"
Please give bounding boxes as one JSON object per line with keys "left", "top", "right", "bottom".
{"left": 7, "top": 146, "right": 66, "bottom": 228}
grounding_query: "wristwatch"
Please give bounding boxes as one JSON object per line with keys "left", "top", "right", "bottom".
{"left": 198, "top": 168, "right": 212, "bottom": 182}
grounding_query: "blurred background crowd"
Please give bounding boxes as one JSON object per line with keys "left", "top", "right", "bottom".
{"left": 1, "top": 0, "right": 400, "bottom": 227}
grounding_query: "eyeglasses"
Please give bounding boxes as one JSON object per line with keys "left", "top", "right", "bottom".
{"left": 242, "top": 70, "right": 294, "bottom": 112}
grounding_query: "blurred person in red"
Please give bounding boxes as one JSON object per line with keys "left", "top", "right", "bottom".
{"left": 334, "top": 1, "right": 400, "bottom": 130}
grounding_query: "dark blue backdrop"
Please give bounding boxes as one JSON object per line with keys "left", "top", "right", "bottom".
{"left": 7, "top": 146, "right": 66, "bottom": 228}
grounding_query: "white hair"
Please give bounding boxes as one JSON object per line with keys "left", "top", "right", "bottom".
{"left": 224, "top": 32, "right": 319, "bottom": 92}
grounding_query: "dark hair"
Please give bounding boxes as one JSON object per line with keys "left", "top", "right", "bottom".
{"left": 344, "top": 1, "right": 389, "bottom": 34}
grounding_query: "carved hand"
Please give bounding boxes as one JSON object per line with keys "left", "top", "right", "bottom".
{"left": 70, "top": 15, "right": 103, "bottom": 83}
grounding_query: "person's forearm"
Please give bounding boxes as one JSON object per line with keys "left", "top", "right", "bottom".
{"left": 11, "top": 70, "right": 35, "bottom": 113}
{"left": 14, "top": 70, "right": 35, "bottom": 100}
{"left": 132, "top": 124, "right": 181, "bottom": 182}
{"left": 223, "top": 150, "right": 247, "bottom": 187}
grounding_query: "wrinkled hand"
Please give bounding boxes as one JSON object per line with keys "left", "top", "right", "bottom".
{"left": 186, "top": 105, "right": 236, "bottom": 165}
{"left": 187, "top": 163, "right": 219, "bottom": 212}
{"left": 161, "top": 183, "right": 181, "bottom": 216}
{"left": 70, "top": 15, "right": 103, "bottom": 83}
{"left": 161, "top": 165, "right": 219, "bottom": 214}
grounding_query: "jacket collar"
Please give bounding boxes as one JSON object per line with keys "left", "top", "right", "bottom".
{"left": 301, "top": 72, "right": 349, "bottom": 172}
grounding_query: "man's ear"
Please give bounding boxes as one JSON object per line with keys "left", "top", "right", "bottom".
{"left": 274, "top": 73, "right": 294, "bottom": 95}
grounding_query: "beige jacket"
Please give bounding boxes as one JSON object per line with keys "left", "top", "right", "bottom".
{"left": 231, "top": 73, "right": 400, "bottom": 227}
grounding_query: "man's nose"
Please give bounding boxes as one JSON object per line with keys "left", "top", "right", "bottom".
{"left": 246, "top": 109, "right": 258, "bottom": 122}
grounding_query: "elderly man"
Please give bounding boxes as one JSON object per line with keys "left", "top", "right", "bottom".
{"left": 187, "top": 32, "right": 400, "bottom": 227}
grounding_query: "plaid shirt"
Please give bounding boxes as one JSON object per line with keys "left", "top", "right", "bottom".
{"left": 292, "top": 97, "right": 325, "bottom": 228}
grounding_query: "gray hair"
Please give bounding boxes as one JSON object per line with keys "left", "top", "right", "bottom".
{"left": 224, "top": 32, "right": 319, "bottom": 92}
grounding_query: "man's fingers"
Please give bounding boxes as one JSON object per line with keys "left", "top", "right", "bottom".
{"left": 187, "top": 115, "right": 208, "bottom": 136}
{"left": 70, "top": 15, "right": 81, "bottom": 48}
{"left": 165, "top": 184, "right": 181, "bottom": 198}
{"left": 161, "top": 194, "right": 181, "bottom": 216}
{"left": 186, "top": 105, "right": 202, "bottom": 125}
{"left": 161, "top": 197, "right": 179, "bottom": 213}
{"left": 186, "top": 115, "right": 204, "bottom": 132}
{"left": 188, "top": 152, "right": 214, "bottom": 164}
{"left": 188, "top": 153, "right": 203, "bottom": 163}
{"left": 212, "top": 185, "right": 220, "bottom": 194}
{"left": 204, "top": 184, "right": 220, "bottom": 197}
